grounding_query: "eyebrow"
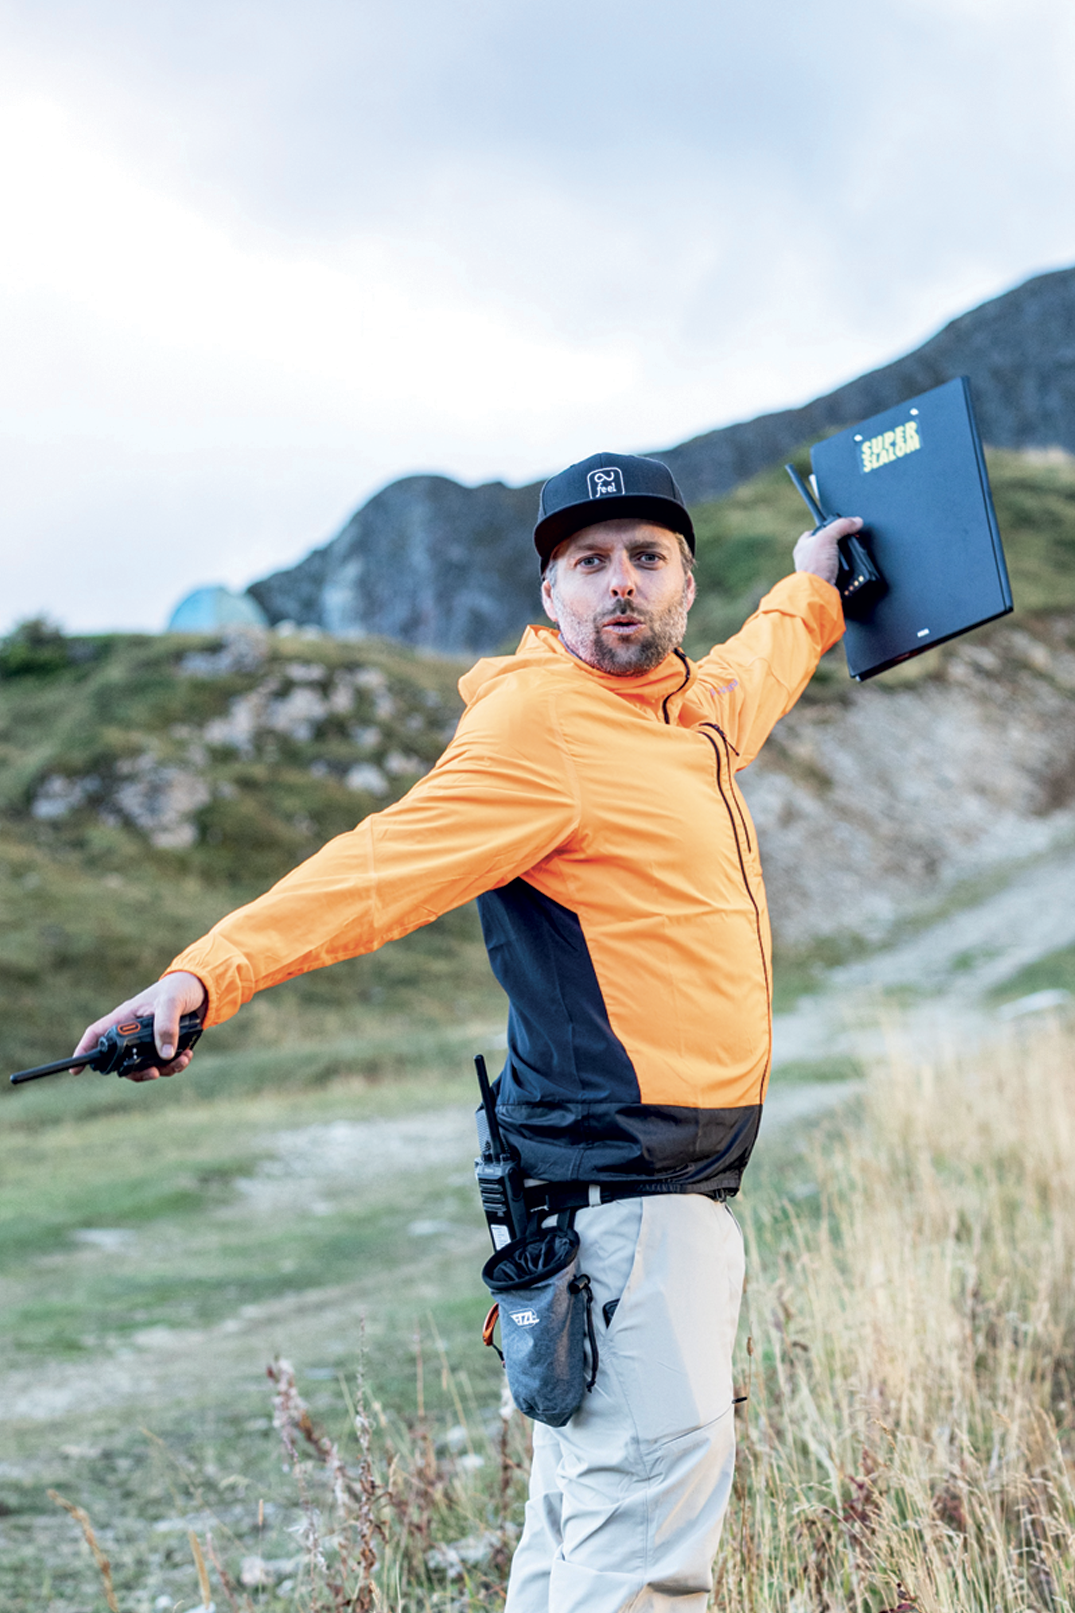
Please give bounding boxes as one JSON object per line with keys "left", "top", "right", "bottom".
{"left": 573, "top": 538, "right": 674, "bottom": 557}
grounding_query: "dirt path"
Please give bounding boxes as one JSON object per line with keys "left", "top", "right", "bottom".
{"left": 1, "top": 1105, "right": 485, "bottom": 1426}
{"left": 772, "top": 842, "right": 1075, "bottom": 1072}
{"left": 1, "top": 1090, "right": 852, "bottom": 1429}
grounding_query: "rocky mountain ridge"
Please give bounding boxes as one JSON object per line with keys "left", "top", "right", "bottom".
{"left": 658, "top": 264, "right": 1075, "bottom": 504}
{"left": 249, "top": 266, "right": 1075, "bottom": 653}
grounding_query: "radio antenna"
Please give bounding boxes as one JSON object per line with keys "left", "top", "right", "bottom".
{"left": 785, "top": 463, "right": 828, "bottom": 528}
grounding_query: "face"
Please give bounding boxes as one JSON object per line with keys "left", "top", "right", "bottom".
{"left": 542, "top": 519, "right": 696, "bottom": 676}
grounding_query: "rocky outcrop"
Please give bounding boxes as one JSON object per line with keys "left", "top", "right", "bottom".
{"left": 25, "top": 630, "right": 459, "bottom": 858}
{"left": 743, "top": 617, "right": 1075, "bottom": 951}
{"left": 248, "top": 475, "right": 542, "bottom": 656}
{"left": 248, "top": 266, "right": 1075, "bottom": 653}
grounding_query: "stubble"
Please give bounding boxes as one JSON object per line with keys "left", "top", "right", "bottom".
{"left": 553, "top": 582, "right": 692, "bottom": 676}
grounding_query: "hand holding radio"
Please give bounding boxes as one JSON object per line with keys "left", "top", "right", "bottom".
{"left": 71, "top": 972, "right": 208, "bottom": 1082}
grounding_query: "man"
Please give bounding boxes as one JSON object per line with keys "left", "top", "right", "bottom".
{"left": 77, "top": 451, "right": 858, "bottom": 1612}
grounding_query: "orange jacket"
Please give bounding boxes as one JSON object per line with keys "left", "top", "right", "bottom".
{"left": 168, "top": 572, "right": 843, "bottom": 1191}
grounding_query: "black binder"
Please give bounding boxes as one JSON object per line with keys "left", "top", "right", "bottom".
{"left": 809, "top": 376, "right": 1013, "bottom": 681}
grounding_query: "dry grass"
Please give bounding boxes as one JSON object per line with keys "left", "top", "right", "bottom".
{"left": 47, "top": 1490, "right": 121, "bottom": 1611}
{"left": 721, "top": 1020, "right": 1075, "bottom": 1611}
{"left": 254, "top": 1346, "right": 527, "bottom": 1612}
{"left": 248, "top": 1020, "right": 1075, "bottom": 1610}
{"left": 43, "top": 1019, "right": 1075, "bottom": 1611}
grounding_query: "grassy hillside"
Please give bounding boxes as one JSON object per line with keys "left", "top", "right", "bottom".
{"left": 3, "top": 446, "right": 1074, "bottom": 1080}
{"left": 0, "top": 627, "right": 501, "bottom": 1077}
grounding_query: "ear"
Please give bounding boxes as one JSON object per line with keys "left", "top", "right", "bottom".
{"left": 684, "top": 570, "right": 696, "bottom": 611}
{"left": 541, "top": 576, "right": 558, "bottom": 623}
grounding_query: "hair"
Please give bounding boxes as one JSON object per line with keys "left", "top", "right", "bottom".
{"left": 543, "top": 529, "right": 695, "bottom": 588}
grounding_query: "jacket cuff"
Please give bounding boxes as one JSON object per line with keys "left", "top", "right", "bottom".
{"left": 161, "top": 932, "right": 256, "bottom": 1027}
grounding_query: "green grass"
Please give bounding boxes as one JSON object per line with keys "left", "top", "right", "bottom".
{"left": 767, "top": 1053, "right": 864, "bottom": 1085}
{"left": 7, "top": 1023, "right": 1074, "bottom": 1611}
{"left": 0, "top": 1059, "right": 511, "bottom": 1611}
{"left": 0, "top": 622, "right": 514, "bottom": 1075}
{"left": 6, "top": 1021, "right": 505, "bottom": 1127}
{"left": 0, "top": 1061, "right": 502, "bottom": 1383}
{"left": 0, "top": 824, "right": 504, "bottom": 1077}
{"left": 988, "top": 938, "right": 1075, "bottom": 1005}
{"left": 0, "top": 1013, "right": 846, "bottom": 1612}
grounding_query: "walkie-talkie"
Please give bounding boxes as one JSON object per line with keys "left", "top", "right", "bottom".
{"left": 785, "top": 464, "right": 885, "bottom": 616}
{"left": 9, "top": 1012, "right": 204, "bottom": 1086}
{"left": 473, "top": 1054, "right": 528, "bottom": 1251}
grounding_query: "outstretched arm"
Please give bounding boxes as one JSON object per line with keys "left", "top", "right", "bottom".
{"left": 72, "top": 677, "right": 580, "bottom": 1080}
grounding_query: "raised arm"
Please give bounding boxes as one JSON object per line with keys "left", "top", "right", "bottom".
{"left": 694, "top": 516, "right": 857, "bottom": 767}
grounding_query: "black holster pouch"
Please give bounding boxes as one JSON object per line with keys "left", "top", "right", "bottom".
{"left": 481, "top": 1221, "right": 598, "bottom": 1428}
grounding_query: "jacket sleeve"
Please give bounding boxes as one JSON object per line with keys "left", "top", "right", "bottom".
{"left": 163, "top": 679, "right": 581, "bottom": 1026}
{"left": 693, "top": 572, "right": 844, "bottom": 769}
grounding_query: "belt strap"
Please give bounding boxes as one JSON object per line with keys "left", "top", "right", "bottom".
{"left": 524, "top": 1179, "right": 731, "bottom": 1216}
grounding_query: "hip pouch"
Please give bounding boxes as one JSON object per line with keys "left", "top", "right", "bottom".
{"left": 481, "top": 1222, "right": 598, "bottom": 1428}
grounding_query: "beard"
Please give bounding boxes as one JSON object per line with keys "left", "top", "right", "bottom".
{"left": 554, "top": 584, "right": 692, "bottom": 676}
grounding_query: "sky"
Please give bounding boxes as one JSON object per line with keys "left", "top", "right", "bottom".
{"left": 2, "top": 0, "right": 1074, "bottom": 634}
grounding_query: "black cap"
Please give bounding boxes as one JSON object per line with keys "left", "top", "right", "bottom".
{"left": 534, "top": 451, "right": 695, "bottom": 570}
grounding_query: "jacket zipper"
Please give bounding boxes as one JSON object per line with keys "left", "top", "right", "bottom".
{"left": 700, "top": 723, "right": 752, "bottom": 852}
{"left": 662, "top": 650, "right": 692, "bottom": 724}
{"left": 699, "top": 727, "right": 771, "bottom": 1103}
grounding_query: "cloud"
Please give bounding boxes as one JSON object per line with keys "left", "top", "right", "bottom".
{"left": 0, "top": 0, "right": 1074, "bottom": 631}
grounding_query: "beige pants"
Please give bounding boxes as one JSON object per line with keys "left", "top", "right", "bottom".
{"left": 504, "top": 1193, "right": 745, "bottom": 1613}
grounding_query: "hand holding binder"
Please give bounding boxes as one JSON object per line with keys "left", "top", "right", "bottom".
{"left": 791, "top": 510, "right": 866, "bottom": 590}
{"left": 790, "top": 378, "right": 1012, "bottom": 681}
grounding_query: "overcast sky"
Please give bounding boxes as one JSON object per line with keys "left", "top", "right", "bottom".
{"left": 2, "top": 0, "right": 1074, "bottom": 633}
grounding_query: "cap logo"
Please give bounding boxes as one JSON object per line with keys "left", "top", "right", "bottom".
{"left": 587, "top": 467, "right": 624, "bottom": 499}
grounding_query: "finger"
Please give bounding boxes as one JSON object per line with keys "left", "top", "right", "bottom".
{"left": 74, "top": 1005, "right": 134, "bottom": 1058}
{"left": 154, "top": 993, "right": 182, "bottom": 1063}
{"left": 78, "top": 974, "right": 206, "bottom": 1078}
{"left": 74, "top": 982, "right": 175, "bottom": 1069}
{"left": 122, "top": 1049, "right": 193, "bottom": 1084}
{"left": 72, "top": 996, "right": 144, "bottom": 1071}
{"left": 157, "top": 1051, "right": 191, "bottom": 1078}
{"left": 153, "top": 973, "right": 207, "bottom": 1060}
{"left": 816, "top": 515, "right": 862, "bottom": 538}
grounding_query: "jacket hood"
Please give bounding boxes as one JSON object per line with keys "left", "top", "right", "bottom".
{"left": 458, "top": 624, "right": 697, "bottom": 718}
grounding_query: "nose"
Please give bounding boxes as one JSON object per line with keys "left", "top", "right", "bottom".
{"left": 607, "top": 552, "right": 637, "bottom": 597}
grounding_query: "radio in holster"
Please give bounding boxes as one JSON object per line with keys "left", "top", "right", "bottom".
{"left": 472, "top": 1053, "right": 600, "bottom": 1424}
{"left": 473, "top": 1054, "right": 528, "bottom": 1250}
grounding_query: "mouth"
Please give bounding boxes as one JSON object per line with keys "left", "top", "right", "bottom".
{"left": 600, "top": 614, "right": 645, "bottom": 635}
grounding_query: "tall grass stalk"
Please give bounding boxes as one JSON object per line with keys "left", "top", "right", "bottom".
{"left": 258, "top": 1347, "right": 526, "bottom": 1612}
{"left": 719, "top": 1020, "right": 1075, "bottom": 1610}
{"left": 47, "top": 1490, "right": 121, "bottom": 1612}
